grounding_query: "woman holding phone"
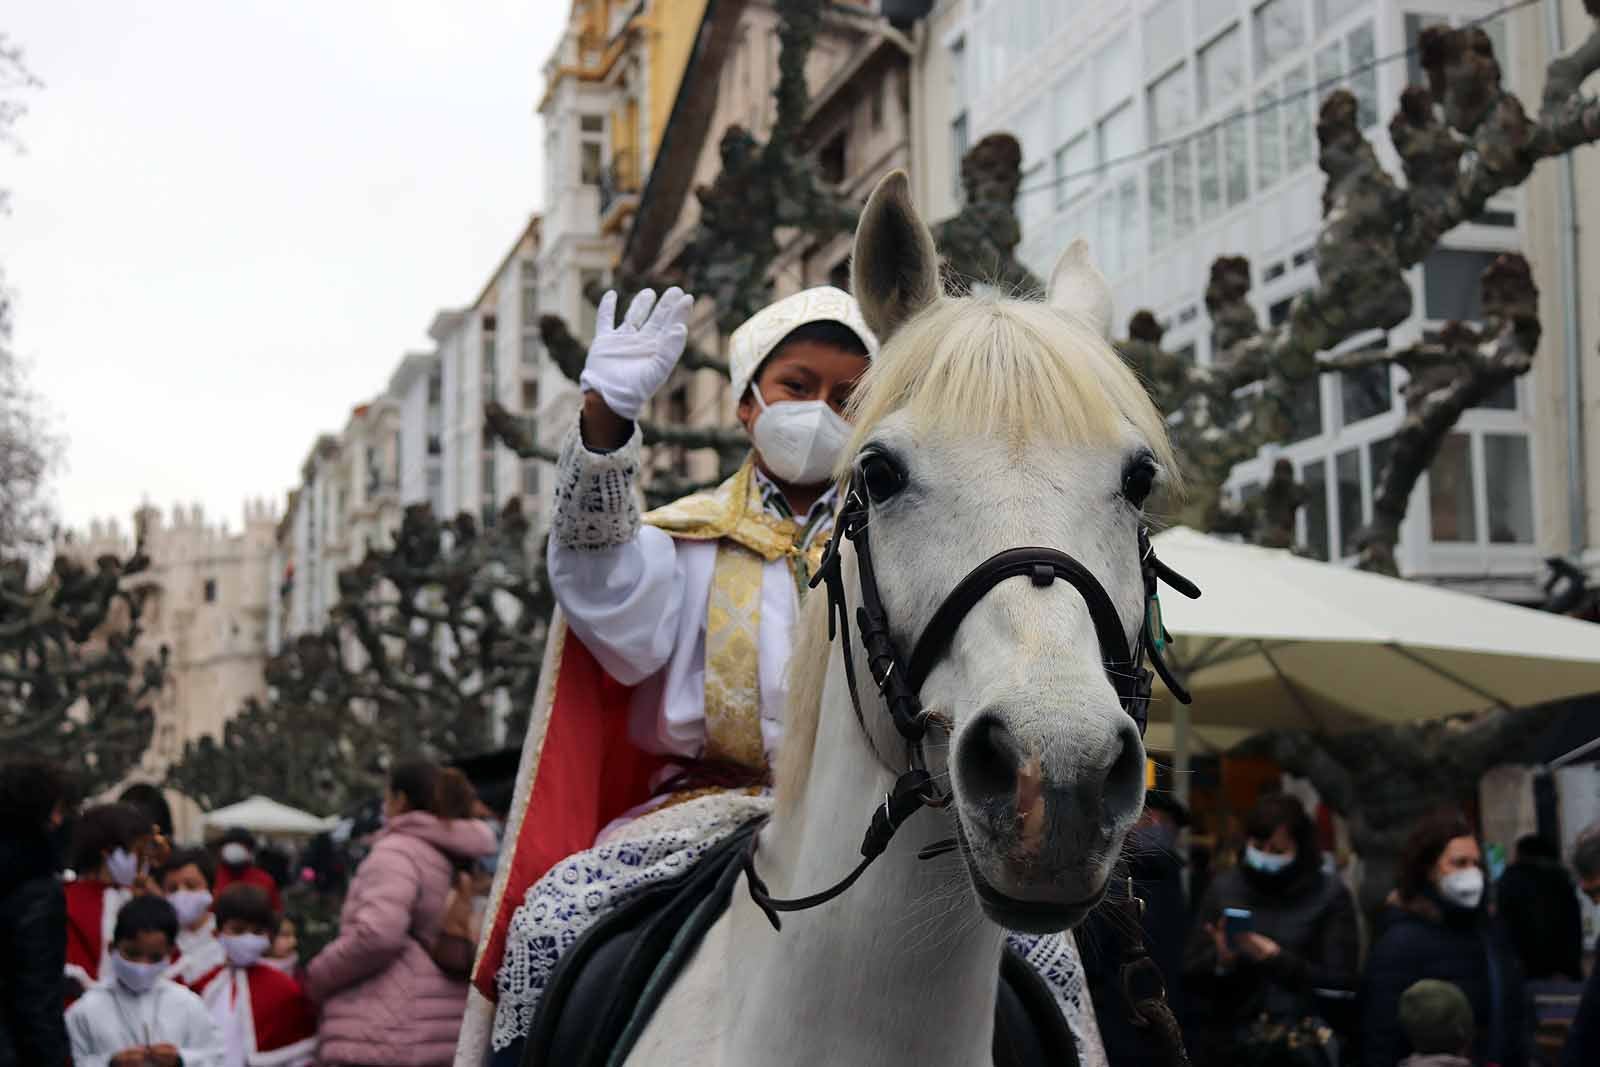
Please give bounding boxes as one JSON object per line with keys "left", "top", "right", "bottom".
{"left": 1183, "top": 792, "right": 1360, "bottom": 1067}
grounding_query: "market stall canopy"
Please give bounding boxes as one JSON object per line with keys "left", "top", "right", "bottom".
{"left": 200, "top": 795, "right": 337, "bottom": 837}
{"left": 1142, "top": 527, "right": 1600, "bottom": 743}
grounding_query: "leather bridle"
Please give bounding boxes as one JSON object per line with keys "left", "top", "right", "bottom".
{"left": 743, "top": 468, "right": 1201, "bottom": 929}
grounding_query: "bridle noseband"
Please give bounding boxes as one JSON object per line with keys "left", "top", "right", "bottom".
{"left": 743, "top": 469, "right": 1201, "bottom": 930}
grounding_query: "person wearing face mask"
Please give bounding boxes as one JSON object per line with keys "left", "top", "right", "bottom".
{"left": 1182, "top": 793, "right": 1359, "bottom": 1067}
{"left": 189, "top": 886, "right": 316, "bottom": 1067}
{"left": 212, "top": 829, "right": 283, "bottom": 916}
{"left": 155, "top": 849, "right": 224, "bottom": 986}
{"left": 464, "top": 286, "right": 877, "bottom": 1064}
{"left": 1360, "top": 811, "right": 1527, "bottom": 1067}
{"left": 65, "top": 895, "right": 224, "bottom": 1067}
{"left": 64, "top": 803, "right": 155, "bottom": 1002}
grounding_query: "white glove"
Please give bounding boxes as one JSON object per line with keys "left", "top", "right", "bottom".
{"left": 578, "top": 287, "right": 694, "bottom": 421}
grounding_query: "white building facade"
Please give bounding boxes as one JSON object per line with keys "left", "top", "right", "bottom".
{"left": 915, "top": 0, "right": 1569, "bottom": 600}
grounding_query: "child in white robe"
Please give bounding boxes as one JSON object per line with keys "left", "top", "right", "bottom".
{"left": 66, "top": 895, "right": 225, "bottom": 1067}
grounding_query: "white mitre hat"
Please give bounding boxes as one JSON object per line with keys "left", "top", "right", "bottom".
{"left": 727, "top": 286, "right": 878, "bottom": 402}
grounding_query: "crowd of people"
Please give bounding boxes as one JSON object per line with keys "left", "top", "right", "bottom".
{"left": 1084, "top": 791, "right": 1600, "bottom": 1067}
{"left": 0, "top": 755, "right": 502, "bottom": 1067}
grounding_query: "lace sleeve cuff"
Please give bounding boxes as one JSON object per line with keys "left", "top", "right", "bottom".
{"left": 550, "top": 421, "right": 643, "bottom": 550}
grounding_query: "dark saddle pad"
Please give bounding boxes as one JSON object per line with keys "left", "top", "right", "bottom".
{"left": 521, "top": 817, "right": 1081, "bottom": 1067}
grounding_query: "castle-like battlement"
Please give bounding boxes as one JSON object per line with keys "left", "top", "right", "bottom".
{"left": 62, "top": 499, "right": 281, "bottom": 562}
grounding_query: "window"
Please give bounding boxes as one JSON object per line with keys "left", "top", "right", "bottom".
{"left": 579, "top": 114, "right": 606, "bottom": 185}
{"left": 870, "top": 79, "right": 884, "bottom": 130}
{"left": 1145, "top": 0, "right": 1186, "bottom": 76}
{"left": 1283, "top": 64, "right": 1315, "bottom": 172}
{"left": 1428, "top": 433, "right": 1476, "bottom": 542}
{"left": 1340, "top": 362, "right": 1390, "bottom": 425}
{"left": 521, "top": 380, "right": 539, "bottom": 411}
{"left": 1148, "top": 158, "right": 1170, "bottom": 247}
{"left": 1335, "top": 448, "right": 1363, "bottom": 556}
{"left": 1302, "top": 459, "right": 1330, "bottom": 559}
{"left": 427, "top": 371, "right": 442, "bottom": 404}
{"left": 1424, "top": 249, "right": 1498, "bottom": 321}
{"left": 204, "top": 578, "right": 217, "bottom": 603}
{"left": 951, "top": 113, "right": 970, "bottom": 200}
{"left": 1055, "top": 133, "right": 1093, "bottom": 208}
{"left": 522, "top": 460, "right": 541, "bottom": 496}
{"left": 482, "top": 334, "right": 497, "bottom": 397}
{"left": 1148, "top": 66, "right": 1193, "bottom": 144}
{"left": 521, "top": 333, "right": 540, "bottom": 366}
{"left": 1484, "top": 434, "right": 1534, "bottom": 544}
{"left": 1098, "top": 102, "right": 1138, "bottom": 168}
{"left": 1198, "top": 26, "right": 1246, "bottom": 113}
{"left": 1172, "top": 142, "right": 1197, "bottom": 238}
{"left": 1254, "top": 0, "right": 1306, "bottom": 72}
{"left": 1346, "top": 22, "right": 1377, "bottom": 128}
{"left": 520, "top": 261, "right": 538, "bottom": 322}
{"left": 1314, "top": 0, "right": 1365, "bottom": 32}
{"left": 482, "top": 458, "right": 497, "bottom": 505}
{"left": 1256, "top": 86, "right": 1282, "bottom": 189}
{"left": 579, "top": 270, "right": 605, "bottom": 338}
{"left": 818, "top": 131, "right": 846, "bottom": 185}
{"left": 1287, "top": 374, "right": 1323, "bottom": 442}
{"left": 1194, "top": 0, "right": 1238, "bottom": 38}
{"left": 427, "top": 434, "right": 441, "bottom": 456}
{"left": 1095, "top": 31, "right": 1136, "bottom": 106}
{"left": 1224, "top": 112, "right": 1249, "bottom": 206}
{"left": 1197, "top": 127, "right": 1222, "bottom": 221}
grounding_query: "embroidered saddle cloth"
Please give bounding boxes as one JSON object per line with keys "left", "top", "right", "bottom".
{"left": 517, "top": 815, "right": 1080, "bottom": 1067}
{"left": 488, "top": 793, "right": 1105, "bottom": 1067}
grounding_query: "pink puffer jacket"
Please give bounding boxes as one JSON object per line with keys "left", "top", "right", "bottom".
{"left": 307, "top": 812, "right": 497, "bottom": 1066}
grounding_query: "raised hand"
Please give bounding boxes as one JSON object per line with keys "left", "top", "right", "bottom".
{"left": 578, "top": 287, "right": 694, "bottom": 424}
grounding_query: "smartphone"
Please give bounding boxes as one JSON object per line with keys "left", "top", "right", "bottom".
{"left": 1222, "top": 907, "right": 1254, "bottom": 945}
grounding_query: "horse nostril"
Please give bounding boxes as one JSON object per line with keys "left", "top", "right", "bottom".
{"left": 1101, "top": 717, "right": 1146, "bottom": 826}
{"left": 956, "top": 712, "right": 1021, "bottom": 804}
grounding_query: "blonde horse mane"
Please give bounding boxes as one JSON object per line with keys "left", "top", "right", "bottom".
{"left": 775, "top": 293, "right": 1179, "bottom": 818}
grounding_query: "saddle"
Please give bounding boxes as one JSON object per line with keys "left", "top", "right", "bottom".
{"left": 521, "top": 817, "right": 1081, "bottom": 1067}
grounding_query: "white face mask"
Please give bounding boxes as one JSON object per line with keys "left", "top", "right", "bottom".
{"left": 1438, "top": 867, "right": 1485, "bottom": 910}
{"left": 1244, "top": 844, "right": 1296, "bottom": 874}
{"left": 220, "top": 843, "right": 252, "bottom": 867}
{"left": 220, "top": 932, "right": 271, "bottom": 969}
{"left": 750, "top": 390, "right": 851, "bottom": 488}
{"left": 167, "top": 889, "right": 213, "bottom": 928}
{"left": 110, "top": 951, "right": 165, "bottom": 995}
{"left": 106, "top": 847, "right": 142, "bottom": 888}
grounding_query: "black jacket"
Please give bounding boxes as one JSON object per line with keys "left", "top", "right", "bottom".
{"left": 1360, "top": 895, "right": 1526, "bottom": 1067}
{"left": 1495, "top": 857, "right": 1583, "bottom": 981}
{"left": 1562, "top": 959, "right": 1600, "bottom": 1067}
{"left": 1182, "top": 857, "right": 1360, "bottom": 1066}
{"left": 0, "top": 832, "right": 68, "bottom": 1067}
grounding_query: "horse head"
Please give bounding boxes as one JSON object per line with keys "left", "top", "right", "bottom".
{"left": 816, "top": 171, "right": 1178, "bottom": 934}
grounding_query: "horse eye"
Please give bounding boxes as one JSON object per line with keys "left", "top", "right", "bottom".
{"left": 858, "top": 451, "right": 906, "bottom": 503}
{"left": 1122, "top": 454, "right": 1157, "bottom": 508}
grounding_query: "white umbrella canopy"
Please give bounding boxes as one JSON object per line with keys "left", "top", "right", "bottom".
{"left": 201, "top": 795, "right": 336, "bottom": 837}
{"left": 1143, "top": 527, "right": 1600, "bottom": 738}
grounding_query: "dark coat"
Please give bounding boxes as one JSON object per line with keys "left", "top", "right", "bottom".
{"left": 0, "top": 832, "right": 68, "bottom": 1067}
{"left": 1079, "top": 839, "right": 1187, "bottom": 1067}
{"left": 1360, "top": 896, "right": 1526, "bottom": 1067}
{"left": 1495, "top": 858, "right": 1582, "bottom": 981}
{"left": 1561, "top": 959, "right": 1600, "bottom": 1067}
{"left": 1182, "top": 857, "right": 1360, "bottom": 1064}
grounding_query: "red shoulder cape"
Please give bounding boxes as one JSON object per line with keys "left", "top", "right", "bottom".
{"left": 469, "top": 614, "right": 669, "bottom": 1003}
{"left": 193, "top": 963, "right": 317, "bottom": 1062}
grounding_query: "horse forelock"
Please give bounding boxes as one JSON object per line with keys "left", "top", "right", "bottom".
{"left": 775, "top": 293, "right": 1178, "bottom": 821}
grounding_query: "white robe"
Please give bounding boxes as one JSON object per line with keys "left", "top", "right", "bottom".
{"left": 166, "top": 917, "right": 226, "bottom": 986}
{"left": 65, "top": 978, "right": 226, "bottom": 1067}
{"left": 549, "top": 467, "right": 832, "bottom": 765}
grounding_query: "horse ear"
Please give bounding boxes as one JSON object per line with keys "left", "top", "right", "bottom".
{"left": 1046, "top": 238, "right": 1115, "bottom": 340}
{"left": 852, "top": 170, "right": 941, "bottom": 343}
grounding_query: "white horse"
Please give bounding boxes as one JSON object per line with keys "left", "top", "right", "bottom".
{"left": 628, "top": 171, "right": 1180, "bottom": 1066}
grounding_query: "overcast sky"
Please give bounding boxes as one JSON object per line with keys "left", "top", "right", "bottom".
{"left": 4, "top": 1, "right": 563, "bottom": 534}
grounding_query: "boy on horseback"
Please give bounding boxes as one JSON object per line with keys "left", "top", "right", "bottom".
{"left": 460, "top": 285, "right": 878, "bottom": 1063}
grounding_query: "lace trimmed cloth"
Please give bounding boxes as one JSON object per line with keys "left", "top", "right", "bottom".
{"left": 550, "top": 422, "right": 643, "bottom": 551}
{"left": 489, "top": 792, "right": 1107, "bottom": 1064}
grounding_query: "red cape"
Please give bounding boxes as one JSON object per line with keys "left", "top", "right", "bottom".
{"left": 192, "top": 962, "right": 318, "bottom": 1065}
{"left": 63, "top": 879, "right": 124, "bottom": 1000}
{"left": 469, "top": 614, "right": 669, "bottom": 1004}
